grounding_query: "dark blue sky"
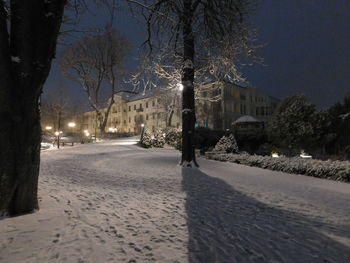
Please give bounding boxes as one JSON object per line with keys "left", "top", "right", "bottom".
{"left": 46, "top": 0, "right": 350, "bottom": 108}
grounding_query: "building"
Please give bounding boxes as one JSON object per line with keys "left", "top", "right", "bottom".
{"left": 196, "top": 81, "right": 279, "bottom": 130}
{"left": 69, "top": 81, "right": 279, "bottom": 136}
{"left": 74, "top": 89, "right": 182, "bottom": 136}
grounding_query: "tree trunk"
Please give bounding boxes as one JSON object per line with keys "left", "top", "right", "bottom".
{"left": 180, "top": 0, "right": 198, "bottom": 167}
{"left": 0, "top": 0, "right": 66, "bottom": 216}
{"left": 168, "top": 109, "right": 174, "bottom": 127}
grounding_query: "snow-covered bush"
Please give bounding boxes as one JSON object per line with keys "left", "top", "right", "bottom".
{"left": 213, "top": 134, "right": 238, "bottom": 153}
{"left": 208, "top": 153, "right": 350, "bottom": 182}
{"left": 164, "top": 127, "right": 182, "bottom": 149}
{"left": 140, "top": 128, "right": 153, "bottom": 148}
{"left": 153, "top": 129, "right": 165, "bottom": 148}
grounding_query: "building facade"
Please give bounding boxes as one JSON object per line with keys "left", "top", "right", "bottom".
{"left": 196, "top": 81, "right": 279, "bottom": 130}
{"left": 68, "top": 81, "right": 279, "bottom": 136}
{"left": 74, "top": 90, "right": 182, "bottom": 136}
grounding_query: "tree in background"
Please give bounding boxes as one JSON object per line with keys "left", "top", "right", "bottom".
{"left": 60, "top": 28, "right": 132, "bottom": 135}
{"left": 324, "top": 94, "right": 350, "bottom": 158}
{"left": 268, "top": 94, "right": 317, "bottom": 156}
{"left": 131, "top": 0, "right": 259, "bottom": 167}
{"left": 41, "top": 85, "right": 75, "bottom": 132}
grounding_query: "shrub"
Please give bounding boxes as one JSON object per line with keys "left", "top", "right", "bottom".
{"left": 194, "top": 127, "right": 229, "bottom": 153}
{"left": 140, "top": 128, "right": 152, "bottom": 148}
{"left": 208, "top": 153, "right": 350, "bottom": 183}
{"left": 213, "top": 134, "right": 239, "bottom": 153}
{"left": 164, "top": 127, "right": 182, "bottom": 149}
{"left": 153, "top": 129, "right": 165, "bottom": 148}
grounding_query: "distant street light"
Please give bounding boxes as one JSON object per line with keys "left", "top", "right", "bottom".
{"left": 45, "top": 126, "right": 52, "bottom": 130}
{"left": 68, "top": 122, "right": 76, "bottom": 128}
{"left": 177, "top": 83, "right": 184, "bottom": 91}
{"left": 140, "top": 123, "right": 145, "bottom": 141}
{"left": 54, "top": 131, "right": 62, "bottom": 149}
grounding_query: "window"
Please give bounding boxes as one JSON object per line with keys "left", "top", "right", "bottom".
{"left": 152, "top": 100, "right": 155, "bottom": 107}
{"left": 140, "top": 103, "right": 142, "bottom": 109}
{"left": 152, "top": 113, "right": 155, "bottom": 119}
{"left": 128, "top": 106, "right": 131, "bottom": 111}
{"left": 157, "top": 113, "right": 161, "bottom": 119}
{"left": 146, "top": 102, "right": 148, "bottom": 108}
{"left": 134, "top": 105, "right": 136, "bottom": 110}
{"left": 235, "top": 103, "right": 240, "bottom": 113}
{"left": 152, "top": 126, "right": 155, "bottom": 133}
{"left": 124, "top": 120, "right": 126, "bottom": 124}
{"left": 134, "top": 116, "right": 136, "bottom": 122}
{"left": 129, "top": 117, "right": 131, "bottom": 123}
{"left": 146, "top": 114, "right": 149, "bottom": 120}
{"left": 232, "top": 91, "right": 240, "bottom": 98}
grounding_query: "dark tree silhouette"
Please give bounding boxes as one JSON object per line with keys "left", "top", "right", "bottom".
{"left": 0, "top": 0, "right": 66, "bottom": 215}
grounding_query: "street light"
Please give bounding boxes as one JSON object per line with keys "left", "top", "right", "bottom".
{"left": 54, "top": 131, "right": 62, "bottom": 149}
{"left": 177, "top": 83, "right": 184, "bottom": 91}
{"left": 68, "top": 122, "right": 76, "bottom": 141}
{"left": 140, "top": 123, "right": 145, "bottom": 141}
{"left": 68, "top": 122, "right": 76, "bottom": 128}
{"left": 45, "top": 126, "right": 52, "bottom": 130}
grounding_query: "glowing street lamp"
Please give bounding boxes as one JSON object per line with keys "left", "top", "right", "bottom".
{"left": 45, "top": 126, "right": 52, "bottom": 130}
{"left": 54, "top": 131, "right": 62, "bottom": 149}
{"left": 68, "top": 122, "right": 76, "bottom": 128}
{"left": 140, "top": 123, "right": 145, "bottom": 141}
{"left": 177, "top": 83, "right": 184, "bottom": 91}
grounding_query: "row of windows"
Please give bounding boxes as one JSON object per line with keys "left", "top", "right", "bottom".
{"left": 128, "top": 100, "right": 158, "bottom": 112}
{"left": 112, "top": 100, "right": 159, "bottom": 114}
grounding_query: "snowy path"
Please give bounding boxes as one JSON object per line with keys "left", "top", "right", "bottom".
{"left": 1, "top": 139, "right": 350, "bottom": 263}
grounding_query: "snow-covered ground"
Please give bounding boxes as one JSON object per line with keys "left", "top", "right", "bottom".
{"left": 1, "top": 138, "right": 350, "bottom": 263}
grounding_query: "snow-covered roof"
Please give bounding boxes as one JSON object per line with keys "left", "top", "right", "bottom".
{"left": 234, "top": 115, "right": 261, "bottom": 123}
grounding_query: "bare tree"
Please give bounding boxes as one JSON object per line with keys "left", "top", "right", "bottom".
{"left": 41, "top": 85, "right": 74, "bottom": 131}
{"left": 129, "top": 0, "right": 258, "bottom": 166}
{"left": 60, "top": 28, "right": 132, "bottom": 135}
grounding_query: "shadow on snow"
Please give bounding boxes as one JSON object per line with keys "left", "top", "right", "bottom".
{"left": 182, "top": 167, "right": 350, "bottom": 263}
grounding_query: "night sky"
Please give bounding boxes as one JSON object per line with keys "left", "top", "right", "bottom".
{"left": 46, "top": 0, "right": 350, "bottom": 108}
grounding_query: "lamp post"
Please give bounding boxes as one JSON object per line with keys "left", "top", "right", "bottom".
{"left": 54, "top": 131, "right": 62, "bottom": 149}
{"left": 68, "top": 122, "right": 76, "bottom": 141}
{"left": 140, "top": 123, "right": 145, "bottom": 142}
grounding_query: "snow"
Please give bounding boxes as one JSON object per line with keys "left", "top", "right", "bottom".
{"left": 11, "top": 56, "right": 20, "bottom": 63}
{"left": 234, "top": 115, "right": 260, "bottom": 123}
{"left": 181, "top": 109, "right": 192, "bottom": 114}
{"left": 1, "top": 140, "right": 350, "bottom": 262}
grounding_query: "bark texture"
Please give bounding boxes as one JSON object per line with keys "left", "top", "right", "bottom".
{"left": 0, "top": 0, "right": 66, "bottom": 215}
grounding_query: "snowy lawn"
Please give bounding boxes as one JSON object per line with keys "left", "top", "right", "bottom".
{"left": 1, "top": 140, "right": 350, "bottom": 262}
